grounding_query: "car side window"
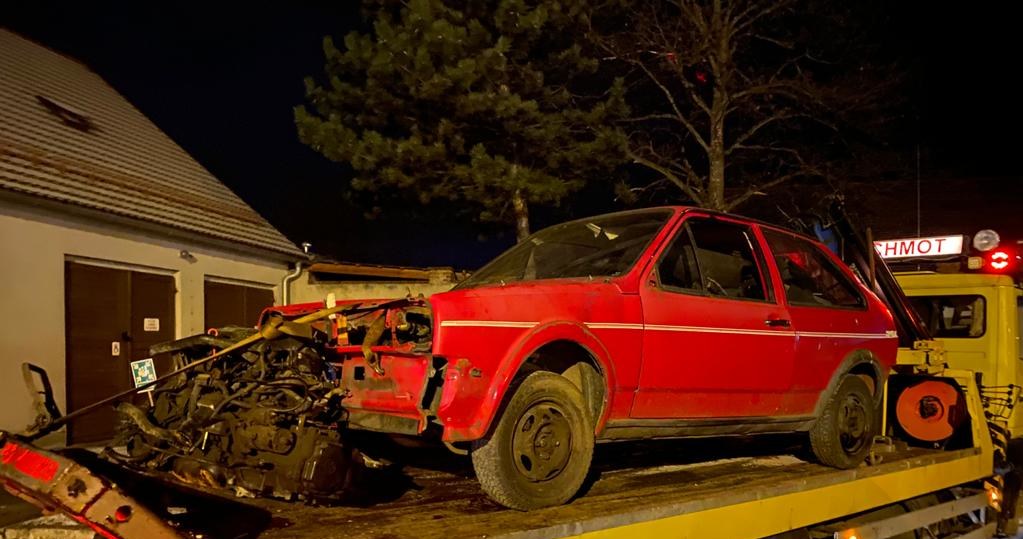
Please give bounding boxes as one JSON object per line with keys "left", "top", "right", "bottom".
{"left": 762, "top": 229, "right": 865, "bottom": 308}
{"left": 656, "top": 224, "right": 703, "bottom": 292}
{"left": 687, "top": 219, "right": 768, "bottom": 301}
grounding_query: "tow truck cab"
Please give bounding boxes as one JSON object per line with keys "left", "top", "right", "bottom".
{"left": 896, "top": 272, "right": 1021, "bottom": 419}
{"left": 878, "top": 232, "right": 1023, "bottom": 437}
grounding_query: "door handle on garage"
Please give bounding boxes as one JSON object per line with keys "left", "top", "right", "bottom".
{"left": 764, "top": 318, "right": 791, "bottom": 327}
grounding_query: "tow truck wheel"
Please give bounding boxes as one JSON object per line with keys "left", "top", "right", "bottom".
{"left": 471, "top": 371, "right": 594, "bottom": 510}
{"left": 809, "top": 375, "right": 876, "bottom": 469}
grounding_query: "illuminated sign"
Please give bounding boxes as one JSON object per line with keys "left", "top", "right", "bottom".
{"left": 874, "top": 235, "right": 964, "bottom": 260}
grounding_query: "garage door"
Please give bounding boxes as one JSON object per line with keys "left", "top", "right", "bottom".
{"left": 64, "top": 262, "right": 175, "bottom": 444}
{"left": 204, "top": 280, "right": 275, "bottom": 329}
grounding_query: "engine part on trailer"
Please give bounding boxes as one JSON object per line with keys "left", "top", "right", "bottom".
{"left": 361, "top": 314, "right": 387, "bottom": 375}
{"left": 112, "top": 332, "right": 360, "bottom": 501}
{"left": 105, "top": 298, "right": 434, "bottom": 502}
{"left": 14, "top": 298, "right": 432, "bottom": 504}
{"left": 896, "top": 380, "right": 967, "bottom": 443}
{"left": 21, "top": 363, "right": 63, "bottom": 435}
{"left": 20, "top": 300, "right": 412, "bottom": 442}
{"left": 0, "top": 435, "right": 180, "bottom": 539}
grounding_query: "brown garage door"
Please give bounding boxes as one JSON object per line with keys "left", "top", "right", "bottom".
{"left": 204, "top": 280, "right": 275, "bottom": 329}
{"left": 64, "top": 262, "right": 175, "bottom": 445}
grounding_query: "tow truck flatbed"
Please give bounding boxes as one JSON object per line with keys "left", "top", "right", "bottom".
{"left": 1, "top": 369, "right": 999, "bottom": 539}
{"left": 248, "top": 444, "right": 989, "bottom": 539}
{"left": 0, "top": 433, "right": 994, "bottom": 539}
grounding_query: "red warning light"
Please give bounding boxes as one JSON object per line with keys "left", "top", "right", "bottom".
{"left": 990, "top": 250, "right": 1011, "bottom": 271}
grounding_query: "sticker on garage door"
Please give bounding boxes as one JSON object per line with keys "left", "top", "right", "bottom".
{"left": 130, "top": 358, "right": 157, "bottom": 391}
{"left": 143, "top": 318, "right": 160, "bottom": 332}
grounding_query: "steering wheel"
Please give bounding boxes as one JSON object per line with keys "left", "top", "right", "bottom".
{"left": 705, "top": 277, "right": 728, "bottom": 296}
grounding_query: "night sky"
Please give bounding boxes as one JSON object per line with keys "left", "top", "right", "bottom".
{"left": 5, "top": 3, "right": 1021, "bottom": 268}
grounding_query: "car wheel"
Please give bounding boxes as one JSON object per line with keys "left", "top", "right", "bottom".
{"left": 809, "top": 375, "right": 876, "bottom": 469}
{"left": 471, "top": 371, "right": 594, "bottom": 510}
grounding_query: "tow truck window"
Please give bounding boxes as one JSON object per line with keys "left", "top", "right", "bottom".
{"left": 908, "top": 295, "right": 986, "bottom": 338}
{"left": 761, "top": 229, "right": 865, "bottom": 308}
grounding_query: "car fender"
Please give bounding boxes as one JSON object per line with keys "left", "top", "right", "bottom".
{"left": 811, "top": 349, "right": 887, "bottom": 418}
{"left": 448, "top": 320, "right": 618, "bottom": 442}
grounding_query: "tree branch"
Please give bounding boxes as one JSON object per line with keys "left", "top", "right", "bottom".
{"left": 620, "top": 113, "right": 686, "bottom": 123}
{"left": 724, "top": 168, "right": 819, "bottom": 211}
{"left": 625, "top": 146, "right": 704, "bottom": 203}
{"left": 630, "top": 59, "right": 710, "bottom": 151}
{"left": 730, "top": 80, "right": 811, "bottom": 103}
{"left": 733, "top": 0, "right": 792, "bottom": 33}
{"left": 726, "top": 113, "right": 800, "bottom": 154}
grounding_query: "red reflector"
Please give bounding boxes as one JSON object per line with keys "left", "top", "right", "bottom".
{"left": 1, "top": 443, "right": 59, "bottom": 482}
{"left": 114, "top": 505, "right": 133, "bottom": 523}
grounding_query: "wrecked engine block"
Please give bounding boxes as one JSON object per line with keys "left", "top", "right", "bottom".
{"left": 105, "top": 299, "right": 437, "bottom": 502}
{"left": 111, "top": 325, "right": 357, "bottom": 501}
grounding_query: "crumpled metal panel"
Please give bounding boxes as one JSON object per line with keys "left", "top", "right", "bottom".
{"left": 0, "top": 437, "right": 180, "bottom": 539}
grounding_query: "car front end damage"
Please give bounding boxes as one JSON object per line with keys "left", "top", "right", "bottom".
{"left": 105, "top": 297, "right": 446, "bottom": 502}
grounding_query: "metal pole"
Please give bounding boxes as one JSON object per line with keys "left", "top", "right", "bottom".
{"left": 920, "top": 143, "right": 928, "bottom": 236}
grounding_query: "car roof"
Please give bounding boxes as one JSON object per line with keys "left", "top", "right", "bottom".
{"left": 560, "top": 206, "right": 823, "bottom": 245}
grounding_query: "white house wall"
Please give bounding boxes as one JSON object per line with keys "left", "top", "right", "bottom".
{"left": 0, "top": 202, "right": 288, "bottom": 445}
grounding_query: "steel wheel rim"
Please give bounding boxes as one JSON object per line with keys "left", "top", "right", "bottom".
{"left": 511, "top": 400, "right": 573, "bottom": 482}
{"left": 838, "top": 393, "right": 869, "bottom": 454}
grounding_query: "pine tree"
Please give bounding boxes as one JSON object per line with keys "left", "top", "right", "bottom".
{"left": 296, "top": 0, "right": 626, "bottom": 240}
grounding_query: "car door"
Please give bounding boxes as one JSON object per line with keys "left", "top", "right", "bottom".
{"left": 633, "top": 215, "right": 797, "bottom": 419}
{"left": 760, "top": 228, "right": 880, "bottom": 415}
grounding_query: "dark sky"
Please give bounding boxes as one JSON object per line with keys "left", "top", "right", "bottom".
{"left": 4, "top": 3, "right": 1021, "bottom": 267}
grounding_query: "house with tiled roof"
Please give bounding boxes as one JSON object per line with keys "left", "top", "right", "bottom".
{"left": 0, "top": 30, "right": 304, "bottom": 444}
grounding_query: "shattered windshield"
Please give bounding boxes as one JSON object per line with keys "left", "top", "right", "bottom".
{"left": 457, "top": 209, "right": 674, "bottom": 289}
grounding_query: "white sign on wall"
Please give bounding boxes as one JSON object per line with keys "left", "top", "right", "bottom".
{"left": 874, "top": 235, "right": 964, "bottom": 260}
{"left": 143, "top": 318, "right": 160, "bottom": 332}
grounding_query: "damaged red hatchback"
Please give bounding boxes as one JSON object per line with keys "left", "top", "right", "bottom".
{"left": 118, "top": 207, "right": 898, "bottom": 510}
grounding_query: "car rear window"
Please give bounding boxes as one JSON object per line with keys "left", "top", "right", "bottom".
{"left": 761, "top": 229, "right": 865, "bottom": 309}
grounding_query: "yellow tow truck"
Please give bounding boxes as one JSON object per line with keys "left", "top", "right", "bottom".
{"left": 884, "top": 229, "right": 1023, "bottom": 536}
{"left": 0, "top": 211, "right": 1018, "bottom": 539}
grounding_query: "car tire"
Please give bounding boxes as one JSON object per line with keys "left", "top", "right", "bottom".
{"left": 809, "top": 375, "right": 877, "bottom": 469}
{"left": 471, "top": 371, "right": 594, "bottom": 510}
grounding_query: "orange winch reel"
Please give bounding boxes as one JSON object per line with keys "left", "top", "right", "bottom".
{"left": 895, "top": 380, "right": 966, "bottom": 443}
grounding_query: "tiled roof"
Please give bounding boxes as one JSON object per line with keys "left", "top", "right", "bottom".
{"left": 0, "top": 30, "right": 303, "bottom": 259}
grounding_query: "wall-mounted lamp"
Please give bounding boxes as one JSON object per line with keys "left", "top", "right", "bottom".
{"left": 179, "top": 249, "right": 197, "bottom": 263}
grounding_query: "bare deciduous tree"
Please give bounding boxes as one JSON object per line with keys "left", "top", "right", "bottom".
{"left": 599, "top": 0, "right": 898, "bottom": 212}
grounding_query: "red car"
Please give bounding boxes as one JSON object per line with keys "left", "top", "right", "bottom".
{"left": 323, "top": 206, "right": 894, "bottom": 508}
{"left": 124, "top": 207, "right": 899, "bottom": 511}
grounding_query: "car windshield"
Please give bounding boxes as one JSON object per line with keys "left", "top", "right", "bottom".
{"left": 456, "top": 209, "right": 674, "bottom": 289}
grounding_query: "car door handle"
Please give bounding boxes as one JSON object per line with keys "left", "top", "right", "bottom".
{"left": 764, "top": 318, "right": 791, "bottom": 327}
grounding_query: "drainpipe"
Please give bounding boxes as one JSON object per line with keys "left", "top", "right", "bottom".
{"left": 281, "top": 262, "right": 304, "bottom": 305}
{"left": 282, "top": 243, "right": 312, "bottom": 305}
